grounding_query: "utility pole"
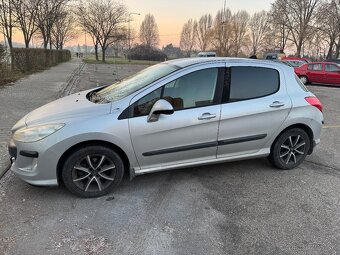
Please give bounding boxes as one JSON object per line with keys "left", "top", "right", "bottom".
{"left": 128, "top": 12, "right": 141, "bottom": 52}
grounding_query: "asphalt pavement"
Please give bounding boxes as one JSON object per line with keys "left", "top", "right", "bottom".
{"left": 0, "top": 63, "right": 339, "bottom": 255}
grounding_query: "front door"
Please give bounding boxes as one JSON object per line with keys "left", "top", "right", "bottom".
{"left": 307, "top": 63, "right": 324, "bottom": 83}
{"left": 129, "top": 65, "right": 224, "bottom": 171}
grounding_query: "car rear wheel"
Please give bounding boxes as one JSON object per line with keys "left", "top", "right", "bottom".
{"left": 269, "top": 128, "right": 310, "bottom": 170}
{"left": 299, "top": 76, "right": 309, "bottom": 85}
{"left": 62, "top": 145, "right": 124, "bottom": 198}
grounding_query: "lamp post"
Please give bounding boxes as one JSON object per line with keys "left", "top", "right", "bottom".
{"left": 128, "top": 12, "right": 141, "bottom": 52}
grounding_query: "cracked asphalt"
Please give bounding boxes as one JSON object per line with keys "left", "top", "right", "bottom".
{"left": 0, "top": 63, "right": 339, "bottom": 255}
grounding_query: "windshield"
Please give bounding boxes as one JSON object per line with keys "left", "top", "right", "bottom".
{"left": 93, "top": 63, "right": 180, "bottom": 103}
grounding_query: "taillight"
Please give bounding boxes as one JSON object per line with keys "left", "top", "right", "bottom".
{"left": 305, "top": 96, "right": 323, "bottom": 112}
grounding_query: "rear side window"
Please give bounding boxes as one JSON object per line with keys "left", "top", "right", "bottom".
{"left": 229, "top": 67, "right": 279, "bottom": 102}
{"left": 307, "top": 64, "right": 322, "bottom": 71}
{"left": 325, "top": 64, "right": 340, "bottom": 72}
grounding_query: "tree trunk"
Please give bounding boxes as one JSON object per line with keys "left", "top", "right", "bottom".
{"left": 95, "top": 44, "right": 99, "bottom": 61}
{"left": 296, "top": 43, "right": 302, "bottom": 57}
{"left": 7, "top": 39, "right": 13, "bottom": 49}
{"left": 326, "top": 41, "right": 335, "bottom": 59}
{"left": 24, "top": 39, "right": 29, "bottom": 48}
{"left": 102, "top": 47, "right": 106, "bottom": 62}
{"left": 335, "top": 37, "right": 340, "bottom": 58}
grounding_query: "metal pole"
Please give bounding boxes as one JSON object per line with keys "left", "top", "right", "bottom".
{"left": 84, "top": 30, "right": 87, "bottom": 57}
{"left": 128, "top": 12, "right": 141, "bottom": 52}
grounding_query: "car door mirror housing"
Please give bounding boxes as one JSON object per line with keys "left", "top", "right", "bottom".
{"left": 147, "top": 99, "right": 174, "bottom": 123}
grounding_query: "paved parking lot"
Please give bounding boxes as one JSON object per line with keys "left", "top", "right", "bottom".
{"left": 0, "top": 63, "right": 339, "bottom": 255}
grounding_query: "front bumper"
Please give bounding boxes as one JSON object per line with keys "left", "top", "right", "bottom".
{"left": 8, "top": 138, "right": 59, "bottom": 186}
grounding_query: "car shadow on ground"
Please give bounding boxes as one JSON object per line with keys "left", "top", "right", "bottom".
{"left": 12, "top": 158, "right": 278, "bottom": 200}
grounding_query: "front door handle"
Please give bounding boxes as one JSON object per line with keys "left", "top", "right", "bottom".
{"left": 270, "top": 101, "right": 285, "bottom": 108}
{"left": 198, "top": 113, "right": 216, "bottom": 120}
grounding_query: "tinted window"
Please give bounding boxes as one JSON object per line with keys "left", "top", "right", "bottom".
{"left": 325, "top": 64, "right": 340, "bottom": 72}
{"left": 307, "top": 64, "right": 322, "bottom": 71}
{"left": 132, "top": 68, "right": 218, "bottom": 117}
{"left": 229, "top": 67, "right": 279, "bottom": 102}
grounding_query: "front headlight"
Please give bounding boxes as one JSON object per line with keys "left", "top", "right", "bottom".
{"left": 13, "top": 124, "right": 65, "bottom": 143}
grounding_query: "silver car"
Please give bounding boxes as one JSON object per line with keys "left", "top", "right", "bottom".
{"left": 8, "top": 58, "right": 324, "bottom": 197}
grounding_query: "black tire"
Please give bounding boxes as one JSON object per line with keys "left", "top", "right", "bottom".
{"left": 62, "top": 145, "right": 124, "bottom": 198}
{"left": 269, "top": 128, "right": 310, "bottom": 170}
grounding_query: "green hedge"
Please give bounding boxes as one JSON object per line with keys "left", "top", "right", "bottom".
{"left": 11, "top": 48, "right": 71, "bottom": 73}
{"left": 127, "top": 45, "right": 167, "bottom": 61}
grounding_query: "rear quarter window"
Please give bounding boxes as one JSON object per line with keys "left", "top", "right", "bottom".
{"left": 229, "top": 66, "right": 280, "bottom": 102}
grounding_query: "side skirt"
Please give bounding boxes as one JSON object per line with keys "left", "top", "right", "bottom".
{"left": 134, "top": 148, "right": 270, "bottom": 176}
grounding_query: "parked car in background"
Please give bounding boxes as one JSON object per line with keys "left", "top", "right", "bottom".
{"left": 324, "top": 59, "right": 340, "bottom": 65}
{"left": 264, "top": 52, "right": 286, "bottom": 60}
{"left": 197, "top": 52, "right": 217, "bottom": 57}
{"left": 295, "top": 62, "right": 340, "bottom": 85}
{"left": 282, "top": 57, "right": 310, "bottom": 63}
{"left": 282, "top": 60, "right": 305, "bottom": 68}
{"left": 9, "top": 58, "right": 323, "bottom": 197}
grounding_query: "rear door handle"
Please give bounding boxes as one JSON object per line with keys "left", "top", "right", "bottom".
{"left": 270, "top": 101, "right": 285, "bottom": 108}
{"left": 198, "top": 113, "right": 216, "bottom": 120}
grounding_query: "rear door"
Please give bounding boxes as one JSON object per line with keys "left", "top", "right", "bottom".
{"left": 324, "top": 64, "right": 340, "bottom": 85}
{"left": 217, "top": 64, "right": 292, "bottom": 158}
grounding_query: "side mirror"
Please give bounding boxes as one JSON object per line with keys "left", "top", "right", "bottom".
{"left": 147, "top": 99, "right": 174, "bottom": 123}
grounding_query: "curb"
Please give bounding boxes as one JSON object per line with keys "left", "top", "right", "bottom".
{"left": 0, "top": 59, "right": 86, "bottom": 180}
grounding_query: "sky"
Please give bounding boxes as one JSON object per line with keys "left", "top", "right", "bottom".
{"left": 9, "top": 0, "right": 275, "bottom": 48}
{"left": 117, "top": 0, "right": 275, "bottom": 47}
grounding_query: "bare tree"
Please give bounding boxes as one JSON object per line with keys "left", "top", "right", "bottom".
{"left": 232, "top": 10, "right": 249, "bottom": 57}
{"left": 272, "top": 0, "right": 322, "bottom": 56}
{"left": 211, "top": 9, "right": 233, "bottom": 56}
{"left": 336, "top": 35, "right": 340, "bottom": 58}
{"left": 316, "top": 0, "right": 340, "bottom": 59}
{"left": 76, "top": 0, "right": 127, "bottom": 62}
{"left": 267, "top": 7, "right": 291, "bottom": 51}
{"left": 13, "top": 0, "right": 41, "bottom": 48}
{"left": 249, "top": 11, "right": 270, "bottom": 55}
{"left": 76, "top": 3, "right": 100, "bottom": 60}
{"left": 51, "top": 8, "right": 76, "bottom": 50}
{"left": 139, "top": 14, "right": 160, "bottom": 47}
{"left": 180, "top": 19, "right": 197, "bottom": 57}
{"left": 0, "top": 0, "right": 15, "bottom": 48}
{"left": 35, "top": 0, "right": 70, "bottom": 49}
{"left": 196, "top": 14, "right": 213, "bottom": 52}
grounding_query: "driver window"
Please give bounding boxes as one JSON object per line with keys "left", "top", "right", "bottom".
{"left": 133, "top": 87, "right": 162, "bottom": 117}
{"left": 132, "top": 68, "right": 218, "bottom": 117}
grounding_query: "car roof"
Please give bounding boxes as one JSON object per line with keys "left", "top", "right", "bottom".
{"left": 307, "top": 62, "right": 338, "bottom": 65}
{"left": 164, "top": 57, "right": 287, "bottom": 69}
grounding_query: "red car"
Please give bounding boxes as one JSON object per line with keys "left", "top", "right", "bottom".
{"left": 295, "top": 62, "right": 340, "bottom": 85}
{"left": 282, "top": 56, "right": 309, "bottom": 63}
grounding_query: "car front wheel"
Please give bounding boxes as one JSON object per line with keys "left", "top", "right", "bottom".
{"left": 269, "top": 128, "right": 310, "bottom": 170}
{"left": 62, "top": 145, "right": 124, "bottom": 198}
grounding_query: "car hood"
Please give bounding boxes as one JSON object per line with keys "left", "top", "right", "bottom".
{"left": 23, "top": 90, "right": 112, "bottom": 127}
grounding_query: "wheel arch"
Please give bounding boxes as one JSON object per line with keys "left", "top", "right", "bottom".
{"left": 271, "top": 123, "right": 314, "bottom": 155}
{"left": 56, "top": 140, "right": 131, "bottom": 185}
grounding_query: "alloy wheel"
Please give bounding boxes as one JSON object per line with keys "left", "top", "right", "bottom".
{"left": 279, "top": 135, "right": 306, "bottom": 166}
{"left": 71, "top": 154, "right": 116, "bottom": 192}
{"left": 300, "top": 76, "right": 308, "bottom": 85}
